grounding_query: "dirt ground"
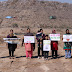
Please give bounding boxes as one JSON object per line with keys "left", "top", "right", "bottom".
{"left": 0, "top": 28, "right": 72, "bottom": 72}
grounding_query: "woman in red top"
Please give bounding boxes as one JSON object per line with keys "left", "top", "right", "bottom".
{"left": 51, "top": 30, "right": 58, "bottom": 58}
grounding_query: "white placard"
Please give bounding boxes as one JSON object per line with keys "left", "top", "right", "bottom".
{"left": 43, "top": 40, "right": 51, "bottom": 51}
{"left": 49, "top": 34, "right": 60, "bottom": 41}
{"left": 24, "top": 36, "right": 35, "bottom": 43}
{"left": 4, "top": 41, "right": 20, "bottom": 44}
{"left": 3, "top": 38, "right": 21, "bottom": 40}
{"left": 63, "top": 35, "right": 72, "bottom": 42}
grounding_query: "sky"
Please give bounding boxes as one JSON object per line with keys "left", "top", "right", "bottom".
{"left": 39, "top": 0, "right": 72, "bottom": 4}
{"left": 0, "top": 0, "right": 72, "bottom": 4}
{"left": 0, "top": 0, "right": 8, "bottom": 1}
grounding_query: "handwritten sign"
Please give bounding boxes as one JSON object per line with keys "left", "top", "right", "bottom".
{"left": 24, "top": 36, "right": 35, "bottom": 43}
{"left": 63, "top": 35, "right": 72, "bottom": 42}
{"left": 49, "top": 34, "right": 60, "bottom": 41}
{"left": 43, "top": 40, "right": 51, "bottom": 51}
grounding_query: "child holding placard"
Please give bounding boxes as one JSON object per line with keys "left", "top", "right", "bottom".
{"left": 43, "top": 35, "right": 50, "bottom": 60}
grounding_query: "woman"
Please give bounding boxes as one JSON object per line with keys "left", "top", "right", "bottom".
{"left": 63, "top": 29, "right": 71, "bottom": 59}
{"left": 36, "top": 30, "right": 42, "bottom": 59}
{"left": 22, "top": 28, "right": 34, "bottom": 59}
{"left": 36, "top": 29, "right": 45, "bottom": 59}
{"left": 7, "top": 29, "right": 17, "bottom": 59}
{"left": 51, "top": 30, "right": 58, "bottom": 58}
{"left": 40, "top": 29, "right": 45, "bottom": 40}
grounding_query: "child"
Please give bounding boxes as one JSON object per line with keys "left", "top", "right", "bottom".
{"left": 43, "top": 35, "right": 50, "bottom": 60}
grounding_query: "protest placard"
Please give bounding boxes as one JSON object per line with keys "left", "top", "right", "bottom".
{"left": 4, "top": 41, "right": 20, "bottom": 44}
{"left": 63, "top": 35, "right": 72, "bottom": 42}
{"left": 3, "top": 38, "right": 21, "bottom": 40}
{"left": 24, "top": 36, "right": 35, "bottom": 43}
{"left": 43, "top": 40, "right": 51, "bottom": 51}
{"left": 49, "top": 34, "right": 60, "bottom": 41}
{"left": 3, "top": 38, "right": 21, "bottom": 44}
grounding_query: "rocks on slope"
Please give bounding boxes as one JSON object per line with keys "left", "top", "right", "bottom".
{"left": 0, "top": 0, "right": 72, "bottom": 28}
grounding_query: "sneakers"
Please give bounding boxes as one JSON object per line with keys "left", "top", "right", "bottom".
{"left": 26, "top": 57, "right": 32, "bottom": 59}
{"left": 38, "top": 57, "right": 40, "bottom": 59}
{"left": 29, "top": 57, "right": 31, "bottom": 59}
{"left": 44, "top": 58, "right": 48, "bottom": 60}
{"left": 9, "top": 56, "right": 15, "bottom": 59}
{"left": 42, "top": 57, "right": 44, "bottom": 59}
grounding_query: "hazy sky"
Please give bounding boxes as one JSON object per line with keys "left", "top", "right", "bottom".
{"left": 0, "top": 0, "right": 72, "bottom": 4}
{"left": 39, "top": 0, "right": 72, "bottom": 4}
{"left": 0, "top": 0, "right": 8, "bottom": 1}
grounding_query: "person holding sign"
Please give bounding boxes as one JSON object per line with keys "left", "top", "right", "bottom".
{"left": 43, "top": 35, "right": 50, "bottom": 60}
{"left": 36, "top": 29, "right": 45, "bottom": 59}
{"left": 22, "top": 28, "right": 34, "bottom": 59}
{"left": 63, "top": 29, "right": 71, "bottom": 59}
{"left": 51, "top": 30, "right": 58, "bottom": 58}
{"left": 7, "top": 29, "right": 17, "bottom": 59}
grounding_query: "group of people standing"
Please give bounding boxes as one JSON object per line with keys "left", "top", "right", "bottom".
{"left": 36, "top": 29, "right": 58, "bottom": 60}
{"left": 6, "top": 28, "right": 72, "bottom": 60}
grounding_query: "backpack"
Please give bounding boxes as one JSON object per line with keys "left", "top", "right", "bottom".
{"left": 53, "top": 42, "right": 58, "bottom": 48}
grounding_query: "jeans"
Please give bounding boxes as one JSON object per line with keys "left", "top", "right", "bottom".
{"left": 65, "top": 50, "right": 71, "bottom": 58}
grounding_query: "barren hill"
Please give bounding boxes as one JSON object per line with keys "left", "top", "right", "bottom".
{"left": 0, "top": 0, "right": 72, "bottom": 28}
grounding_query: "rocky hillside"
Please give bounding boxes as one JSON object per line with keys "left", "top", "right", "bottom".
{"left": 0, "top": 0, "right": 72, "bottom": 28}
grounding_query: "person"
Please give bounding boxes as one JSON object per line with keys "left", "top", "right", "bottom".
{"left": 40, "top": 29, "right": 45, "bottom": 40}
{"left": 40, "top": 29, "right": 45, "bottom": 58}
{"left": 36, "top": 30, "right": 42, "bottom": 41}
{"left": 51, "top": 30, "right": 58, "bottom": 58}
{"left": 63, "top": 29, "right": 71, "bottom": 59}
{"left": 7, "top": 29, "right": 17, "bottom": 59}
{"left": 22, "top": 28, "right": 34, "bottom": 59}
{"left": 36, "top": 30, "right": 43, "bottom": 59}
{"left": 43, "top": 35, "right": 50, "bottom": 60}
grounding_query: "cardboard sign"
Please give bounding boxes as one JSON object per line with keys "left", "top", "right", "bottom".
{"left": 24, "top": 36, "right": 35, "bottom": 43}
{"left": 49, "top": 34, "right": 60, "bottom": 41}
{"left": 43, "top": 40, "right": 51, "bottom": 51}
{"left": 63, "top": 35, "right": 72, "bottom": 42}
